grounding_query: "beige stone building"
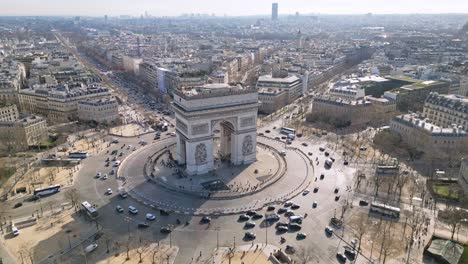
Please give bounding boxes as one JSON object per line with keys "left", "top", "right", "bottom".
{"left": 390, "top": 113, "right": 468, "bottom": 159}
{"left": 18, "top": 84, "right": 111, "bottom": 124}
{"left": 0, "top": 114, "right": 48, "bottom": 151}
{"left": 0, "top": 60, "right": 25, "bottom": 104}
{"left": 258, "top": 88, "right": 288, "bottom": 114}
{"left": 459, "top": 157, "right": 468, "bottom": 195}
{"left": 256, "top": 74, "right": 303, "bottom": 114}
{"left": 423, "top": 92, "right": 468, "bottom": 132}
{"left": 0, "top": 104, "right": 20, "bottom": 122}
{"left": 77, "top": 98, "right": 119, "bottom": 123}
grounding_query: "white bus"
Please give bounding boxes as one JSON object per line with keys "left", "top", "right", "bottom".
{"left": 81, "top": 201, "right": 99, "bottom": 219}
{"left": 280, "top": 127, "right": 296, "bottom": 135}
{"left": 33, "top": 184, "right": 61, "bottom": 196}
{"left": 370, "top": 202, "right": 400, "bottom": 218}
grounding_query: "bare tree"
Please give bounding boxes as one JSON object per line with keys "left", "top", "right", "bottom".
{"left": 293, "top": 246, "right": 315, "bottom": 264}
{"left": 125, "top": 235, "right": 133, "bottom": 260}
{"left": 65, "top": 188, "right": 79, "bottom": 211}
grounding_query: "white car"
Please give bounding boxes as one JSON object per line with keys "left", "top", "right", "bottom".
{"left": 96, "top": 172, "right": 102, "bottom": 178}
{"left": 12, "top": 226, "right": 19, "bottom": 236}
{"left": 146, "top": 213, "right": 156, "bottom": 220}
{"left": 102, "top": 174, "right": 108, "bottom": 180}
{"left": 128, "top": 206, "right": 138, "bottom": 214}
{"left": 284, "top": 201, "right": 293, "bottom": 207}
{"left": 84, "top": 243, "right": 98, "bottom": 253}
{"left": 106, "top": 188, "right": 112, "bottom": 195}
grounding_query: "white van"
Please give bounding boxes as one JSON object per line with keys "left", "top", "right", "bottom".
{"left": 114, "top": 160, "right": 121, "bottom": 167}
{"left": 289, "top": 215, "right": 303, "bottom": 223}
{"left": 280, "top": 150, "right": 286, "bottom": 156}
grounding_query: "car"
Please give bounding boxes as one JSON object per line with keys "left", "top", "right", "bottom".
{"left": 330, "top": 157, "right": 335, "bottom": 162}
{"left": 308, "top": 152, "right": 313, "bottom": 156}
{"left": 105, "top": 157, "right": 109, "bottom": 162}
{"left": 201, "top": 216, "right": 211, "bottom": 223}
{"left": 344, "top": 248, "right": 356, "bottom": 260}
{"left": 276, "top": 226, "right": 288, "bottom": 232}
{"left": 244, "top": 221, "right": 256, "bottom": 228}
{"left": 119, "top": 152, "right": 123, "bottom": 157}
{"left": 335, "top": 196, "right": 340, "bottom": 201}
{"left": 284, "top": 210, "right": 295, "bottom": 217}
{"left": 110, "top": 169, "right": 115, "bottom": 175}
{"left": 106, "top": 188, "right": 112, "bottom": 195}
{"left": 334, "top": 188, "right": 339, "bottom": 194}
{"left": 324, "top": 152, "right": 330, "bottom": 156}
{"left": 274, "top": 137, "right": 280, "bottom": 140}
{"left": 302, "top": 189, "right": 310, "bottom": 195}
{"left": 84, "top": 243, "right": 98, "bottom": 253}
{"left": 343, "top": 161, "right": 349, "bottom": 165}
{"left": 146, "top": 213, "right": 156, "bottom": 220}
{"left": 337, "top": 252, "right": 347, "bottom": 262}
{"left": 102, "top": 174, "right": 108, "bottom": 180}
{"left": 116, "top": 205, "right": 124, "bottom": 213}
{"left": 320, "top": 174, "right": 324, "bottom": 180}
{"left": 359, "top": 146, "right": 367, "bottom": 151}
{"left": 105, "top": 162, "right": 110, "bottom": 167}
{"left": 277, "top": 208, "right": 287, "bottom": 214}
{"left": 291, "top": 204, "right": 300, "bottom": 210}
{"left": 138, "top": 222, "right": 150, "bottom": 228}
{"left": 284, "top": 201, "right": 293, "bottom": 207}
{"left": 285, "top": 244, "right": 296, "bottom": 253}
{"left": 128, "top": 206, "right": 138, "bottom": 214}
{"left": 281, "top": 136, "right": 287, "bottom": 140}
{"left": 296, "top": 232, "right": 307, "bottom": 239}
{"left": 112, "top": 156, "right": 117, "bottom": 161}
{"left": 273, "top": 126, "right": 277, "bottom": 129}
{"left": 265, "top": 213, "right": 280, "bottom": 221}
{"left": 301, "top": 142, "right": 308, "bottom": 147}
{"left": 251, "top": 213, "right": 263, "bottom": 220}
{"left": 359, "top": 200, "right": 369, "bottom": 206}
{"left": 244, "top": 232, "right": 256, "bottom": 240}
{"left": 276, "top": 221, "right": 288, "bottom": 228}
{"left": 313, "top": 187, "right": 319, "bottom": 193}
{"left": 296, "top": 133, "right": 303, "bottom": 138}
{"left": 288, "top": 223, "right": 302, "bottom": 230}
{"left": 312, "top": 201, "right": 318, "bottom": 208}
{"left": 267, "top": 206, "right": 276, "bottom": 211}
{"left": 96, "top": 172, "right": 102, "bottom": 178}
{"left": 265, "top": 130, "right": 271, "bottom": 133}
{"left": 325, "top": 226, "right": 334, "bottom": 234}
{"left": 258, "top": 133, "right": 264, "bottom": 136}
{"left": 160, "top": 226, "right": 172, "bottom": 233}
{"left": 12, "top": 226, "right": 19, "bottom": 236}
{"left": 319, "top": 147, "right": 325, "bottom": 151}
{"left": 246, "top": 210, "right": 257, "bottom": 216}
{"left": 239, "top": 214, "right": 250, "bottom": 221}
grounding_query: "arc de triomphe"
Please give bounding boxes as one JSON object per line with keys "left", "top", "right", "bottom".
{"left": 172, "top": 84, "right": 259, "bottom": 175}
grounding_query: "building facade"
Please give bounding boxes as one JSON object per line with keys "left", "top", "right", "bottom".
{"left": 0, "top": 114, "right": 48, "bottom": 151}
{"left": 0, "top": 104, "right": 20, "bottom": 122}
{"left": 77, "top": 98, "right": 119, "bottom": 123}
{"left": 423, "top": 92, "right": 468, "bottom": 131}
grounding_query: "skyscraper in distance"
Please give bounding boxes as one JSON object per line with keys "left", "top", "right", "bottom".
{"left": 272, "top": 3, "right": 278, "bottom": 20}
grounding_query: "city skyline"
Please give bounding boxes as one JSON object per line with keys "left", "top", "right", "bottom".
{"left": 1, "top": 0, "right": 468, "bottom": 17}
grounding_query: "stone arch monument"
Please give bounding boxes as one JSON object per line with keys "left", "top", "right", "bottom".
{"left": 172, "top": 84, "right": 259, "bottom": 175}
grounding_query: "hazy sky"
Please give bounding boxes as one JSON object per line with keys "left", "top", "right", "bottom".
{"left": 2, "top": 0, "right": 468, "bottom": 17}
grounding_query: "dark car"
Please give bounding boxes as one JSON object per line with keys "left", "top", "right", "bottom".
{"left": 138, "top": 222, "right": 150, "bottom": 228}
{"left": 291, "top": 204, "right": 300, "bottom": 210}
{"left": 359, "top": 200, "right": 369, "bottom": 206}
{"left": 105, "top": 162, "right": 110, "bottom": 167}
{"left": 244, "top": 232, "right": 256, "bottom": 240}
{"left": 324, "top": 152, "right": 330, "bottom": 156}
{"left": 276, "top": 221, "right": 288, "bottom": 228}
{"left": 313, "top": 187, "right": 319, "bottom": 193}
{"left": 302, "top": 142, "right": 308, "bottom": 147}
{"left": 281, "top": 136, "right": 287, "bottom": 140}
{"left": 277, "top": 208, "right": 287, "bottom": 214}
{"left": 284, "top": 210, "right": 295, "bottom": 217}
{"left": 337, "top": 252, "right": 347, "bottom": 262}
{"left": 265, "top": 130, "right": 271, "bottom": 133}
{"left": 274, "top": 137, "right": 280, "bottom": 140}
{"left": 319, "top": 147, "right": 325, "bottom": 151}
{"left": 258, "top": 133, "right": 264, "bottom": 136}
{"left": 335, "top": 196, "right": 340, "bottom": 201}
{"left": 239, "top": 214, "right": 250, "bottom": 221}
{"left": 244, "top": 221, "right": 256, "bottom": 228}
{"left": 308, "top": 152, "right": 313, "bottom": 156}
{"left": 267, "top": 206, "right": 276, "bottom": 211}
{"left": 330, "top": 157, "right": 335, "bottom": 162}
{"left": 344, "top": 248, "right": 356, "bottom": 260}
{"left": 320, "top": 174, "right": 325, "bottom": 180}
{"left": 160, "top": 226, "right": 172, "bottom": 233}
{"left": 296, "top": 133, "right": 303, "bottom": 138}
{"left": 288, "top": 223, "right": 302, "bottom": 231}
{"left": 201, "top": 216, "right": 211, "bottom": 223}
{"left": 334, "top": 188, "right": 339, "bottom": 194}
{"left": 251, "top": 213, "right": 263, "bottom": 220}
{"left": 343, "top": 161, "right": 349, "bottom": 165}
{"left": 246, "top": 210, "right": 257, "bottom": 216}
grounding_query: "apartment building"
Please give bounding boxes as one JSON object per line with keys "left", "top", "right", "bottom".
{"left": 0, "top": 104, "right": 20, "bottom": 122}
{"left": 77, "top": 98, "right": 119, "bottom": 123}
{"left": 0, "top": 60, "right": 25, "bottom": 104}
{"left": 390, "top": 113, "right": 468, "bottom": 159}
{"left": 0, "top": 114, "right": 48, "bottom": 151}
{"left": 423, "top": 92, "right": 468, "bottom": 131}
{"left": 18, "top": 84, "right": 111, "bottom": 124}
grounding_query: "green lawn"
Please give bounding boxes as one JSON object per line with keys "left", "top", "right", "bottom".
{"left": 0, "top": 167, "right": 16, "bottom": 186}
{"left": 459, "top": 245, "right": 468, "bottom": 264}
{"left": 432, "top": 184, "right": 459, "bottom": 200}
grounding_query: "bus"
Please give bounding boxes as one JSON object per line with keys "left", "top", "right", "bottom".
{"left": 68, "top": 152, "right": 89, "bottom": 159}
{"left": 280, "top": 127, "right": 296, "bottom": 135}
{"left": 376, "top": 165, "right": 399, "bottom": 176}
{"left": 81, "top": 201, "right": 99, "bottom": 219}
{"left": 369, "top": 202, "right": 400, "bottom": 218}
{"left": 33, "top": 184, "right": 61, "bottom": 196}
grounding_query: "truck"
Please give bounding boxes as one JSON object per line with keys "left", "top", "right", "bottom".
{"left": 118, "top": 187, "right": 128, "bottom": 198}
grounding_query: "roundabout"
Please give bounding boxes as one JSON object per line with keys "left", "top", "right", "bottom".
{"left": 117, "top": 136, "right": 313, "bottom": 215}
